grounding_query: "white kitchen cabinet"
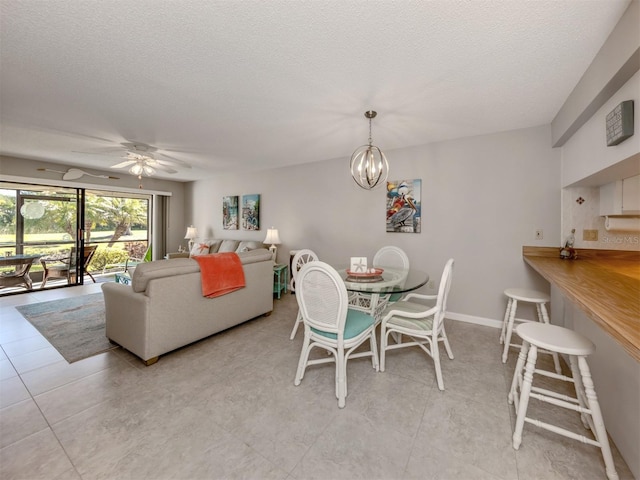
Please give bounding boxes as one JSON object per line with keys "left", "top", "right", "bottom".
{"left": 599, "top": 174, "right": 640, "bottom": 215}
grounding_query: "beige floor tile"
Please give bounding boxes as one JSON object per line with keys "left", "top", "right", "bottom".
{"left": 1, "top": 334, "right": 52, "bottom": 358}
{"left": 0, "top": 428, "right": 74, "bottom": 479}
{"left": 0, "top": 358, "right": 17, "bottom": 380}
{"left": 0, "top": 398, "right": 49, "bottom": 448}
{"left": 10, "top": 345, "right": 65, "bottom": 374}
{"left": 0, "top": 375, "right": 31, "bottom": 409}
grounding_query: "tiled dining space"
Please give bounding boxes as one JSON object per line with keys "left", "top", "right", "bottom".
{"left": 0, "top": 283, "right": 634, "bottom": 479}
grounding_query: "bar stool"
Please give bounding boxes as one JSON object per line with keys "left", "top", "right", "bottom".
{"left": 500, "top": 288, "right": 561, "bottom": 373}
{"left": 508, "top": 323, "right": 619, "bottom": 480}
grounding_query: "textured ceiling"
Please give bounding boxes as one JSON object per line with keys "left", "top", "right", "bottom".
{"left": 0, "top": 0, "right": 632, "bottom": 181}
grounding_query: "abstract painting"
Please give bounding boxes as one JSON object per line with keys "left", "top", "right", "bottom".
{"left": 242, "top": 194, "right": 260, "bottom": 230}
{"left": 223, "top": 195, "right": 239, "bottom": 230}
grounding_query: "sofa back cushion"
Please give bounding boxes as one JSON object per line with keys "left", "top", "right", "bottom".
{"left": 218, "top": 240, "right": 240, "bottom": 253}
{"left": 131, "top": 248, "right": 273, "bottom": 293}
{"left": 237, "top": 240, "right": 263, "bottom": 252}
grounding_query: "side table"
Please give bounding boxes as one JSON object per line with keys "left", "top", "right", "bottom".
{"left": 273, "top": 263, "right": 288, "bottom": 299}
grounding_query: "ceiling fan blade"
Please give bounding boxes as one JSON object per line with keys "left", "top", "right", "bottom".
{"left": 111, "top": 160, "right": 136, "bottom": 169}
{"left": 152, "top": 163, "right": 178, "bottom": 174}
{"left": 154, "top": 152, "right": 191, "bottom": 168}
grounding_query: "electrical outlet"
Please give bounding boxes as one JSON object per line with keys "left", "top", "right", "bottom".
{"left": 583, "top": 229, "right": 598, "bottom": 241}
{"left": 427, "top": 280, "right": 435, "bottom": 289}
{"left": 535, "top": 229, "right": 543, "bottom": 240}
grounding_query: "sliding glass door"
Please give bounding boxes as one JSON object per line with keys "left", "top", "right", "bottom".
{"left": 0, "top": 182, "right": 151, "bottom": 295}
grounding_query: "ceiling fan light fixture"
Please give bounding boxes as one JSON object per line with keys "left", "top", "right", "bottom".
{"left": 142, "top": 165, "right": 155, "bottom": 176}
{"left": 129, "top": 163, "right": 143, "bottom": 176}
{"left": 350, "top": 110, "right": 389, "bottom": 190}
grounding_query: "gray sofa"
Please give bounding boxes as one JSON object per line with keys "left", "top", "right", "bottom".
{"left": 101, "top": 248, "right": 274, "bottom": 365}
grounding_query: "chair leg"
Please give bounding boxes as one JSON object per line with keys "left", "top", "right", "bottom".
{"left": 502, "top": 299, "right": 518, "bottom": 363}
{"left": 380, "top": 324, "right": 388, "bottom": 372}
{"left": 336, "top": 349, "right": 346, "bottom": 408}
{"left": 513, "top": 344, "right": 538, "bottom": 449}
{"left": 432, "top": 337, "right": 444, "bottom": 391}
{"left": 369, "top": 330, "right": 379, "bottom": 371}
{"left": 294, "top": 334, "right": 311, "bottom": 386}
{"left": 440, "top": 324, "right": 454, "bottom": 360}
{"left": 289, "top": 310, "right": 302, "bottom": 340}
{"left": 86, "top": 271, "right": 96, "bottom": 283}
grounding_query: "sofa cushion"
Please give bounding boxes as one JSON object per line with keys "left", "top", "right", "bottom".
{"left": 208, "top": 239, "right": 223, "bottom": 253}
{"left": 132, "top": 258, "right": 200, "bottom": 293}
{"left": 132, "top": 249, "right": 273, "bottom": 293}
{"left": 189, "top": 241, "right": 213, "bottom": 257}
{"left": 236, "top": 240, "right": 262, "bottom": 253}
{"left": 218, "top": 240, "right": 240, "bottom": 253}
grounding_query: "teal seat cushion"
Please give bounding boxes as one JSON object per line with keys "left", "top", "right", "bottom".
{"left": 389, "top": 292, "right": 403, "bottom": 302}
{"left": 312, "top": 308, "right": 374, "bottom": 340}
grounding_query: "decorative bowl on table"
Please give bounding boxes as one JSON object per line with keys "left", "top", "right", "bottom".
{"left": 345, "top": 267, "right": 384, "bottom": 282}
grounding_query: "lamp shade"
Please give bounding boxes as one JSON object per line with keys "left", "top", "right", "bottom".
{"left": 184, "top": 226, "right": 198, "bottom": 240}
{"left": 264, "top": 228, "right": 281, "bottom": 245}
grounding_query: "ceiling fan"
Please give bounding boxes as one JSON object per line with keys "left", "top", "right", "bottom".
{"left": 75, "top": 142, "right": 192, "bottom": 175}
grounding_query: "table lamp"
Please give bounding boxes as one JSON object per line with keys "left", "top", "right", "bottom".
{"left": 263, "top": 227, "right": 281, "bottom": 261}
{"left": 184, "top": 225, "right": 198, "bottom": 252}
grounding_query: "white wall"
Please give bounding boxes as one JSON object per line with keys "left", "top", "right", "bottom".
{"left": 185, "top": 124, "right": 560, "bottom": 323}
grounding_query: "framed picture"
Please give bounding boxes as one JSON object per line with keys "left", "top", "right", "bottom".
{"left": 242, "top": 194, "right": 260, "bottom": 230}
{"left": 386, "top": 179, "right": 421, "bottom": 233}
{"left": 222, "top": 195, "right": 239, "bottom": 230}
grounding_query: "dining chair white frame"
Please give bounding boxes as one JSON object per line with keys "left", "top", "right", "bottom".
{"left": 349, "top": 245, "right": 411, "bottom": 314}
{"left": 289, "top": 249, "right": 319, "bottom": 340}
{"left": 379, "top": 258, "right": 455, "bottom": 390}
{"left": 294, "top": 261, "right": 379, "bottom": 408}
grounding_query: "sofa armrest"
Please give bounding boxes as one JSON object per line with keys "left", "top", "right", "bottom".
{"left": 165, "top": 252, "right": 190, "bottom": 259}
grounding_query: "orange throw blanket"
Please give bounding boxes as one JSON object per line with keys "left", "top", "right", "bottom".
{"left": 193, "top": 253, "right": 246, "bottom": 298}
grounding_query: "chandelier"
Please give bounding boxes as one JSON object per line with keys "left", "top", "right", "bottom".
{"left": 350, "top": 110, "right": 389, "bottom": 190}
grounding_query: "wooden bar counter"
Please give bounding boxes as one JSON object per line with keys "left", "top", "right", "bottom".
{"left": 522, "top": 247, "right": 640, "bottom": 362}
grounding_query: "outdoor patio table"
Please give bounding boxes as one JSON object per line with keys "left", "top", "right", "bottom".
{"left": 0, "top": 254, "right": 42, "bottom": 290}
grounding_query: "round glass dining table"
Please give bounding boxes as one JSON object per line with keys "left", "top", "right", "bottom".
{"left": 336, "top": 267, "right": 429, "bottom": 320}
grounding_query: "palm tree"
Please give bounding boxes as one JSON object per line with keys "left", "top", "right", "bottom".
{"left": 92, "top": 197, "right": 147, "bottom": 247}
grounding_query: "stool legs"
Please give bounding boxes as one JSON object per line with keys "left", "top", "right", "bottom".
{"left": 509, "top": 346, "right": 619, "bottom": 480}
{"left": 512, "top": 343, "right": 538, "bottom": 449}
{"left": 499, "top": 297, "right": 513, "bottom": 344}
{"left": 501, "top": 299, "right": 518, "bottom": 363}
{"left": 536, "top": 303, "right": 562, "bottom": 374}
{"left": 577, "top": 356, "right": 619, "bottom": 480}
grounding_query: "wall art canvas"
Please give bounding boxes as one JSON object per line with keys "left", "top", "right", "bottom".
{"left": 242, "top": 194, "right": 260, "bottom": 230}
{"left": 223, "top": 195, "right": 239, "bottom": 230}
{"left": 386, "top": 179, "right": 421, "bottom": 233}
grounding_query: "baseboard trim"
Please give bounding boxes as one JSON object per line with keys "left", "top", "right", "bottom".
{"left": 445, "top": 312, "right": 503, "bottom": 329}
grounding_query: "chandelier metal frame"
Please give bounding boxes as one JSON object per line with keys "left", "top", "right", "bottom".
{"left": 350, "top": 110, "right": 389, "bottom": 190}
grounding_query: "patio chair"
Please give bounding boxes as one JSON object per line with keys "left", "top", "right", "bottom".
{"left": 40, "top": 245, "right": 98, "bottom": 288}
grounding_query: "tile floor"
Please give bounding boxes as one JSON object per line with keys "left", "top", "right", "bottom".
{"left": 0, "top": 284, "right": 634, "bottom": 480}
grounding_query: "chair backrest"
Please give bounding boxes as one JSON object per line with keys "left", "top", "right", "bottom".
{"left": 296, "top": 261, "right": 348, "bottom": 339}
{"left": 433, "top": 258, "right": 455, "bottom": 329}
{"left": 373, "top": 246, "right": 410, "bottom": 270}
{"left": 69, "top": 244, "right": 97, "bottom": 269}
{"left": 291, "top": 249, "right": 319, "bottom": 281}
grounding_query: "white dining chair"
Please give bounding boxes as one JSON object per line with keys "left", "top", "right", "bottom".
{"left": 289, "top": 249, "right": 319, "bottom": 340}
{"left": 379, "top": 258, "right": 455, "bottom": 390}
{"left": 349, "top": 245, "right": 410, "bottom": 314}
{"left": 294, "top": 261, "right": 379, "bottom": 408}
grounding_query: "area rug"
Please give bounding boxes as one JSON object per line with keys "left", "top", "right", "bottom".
{"left": 15, "top": 293, "right": 118, "bottom": 363}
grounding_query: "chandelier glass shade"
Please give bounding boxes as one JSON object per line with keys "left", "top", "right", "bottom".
{"left": 350, "top": 111, "right": 389, "bottom": 190}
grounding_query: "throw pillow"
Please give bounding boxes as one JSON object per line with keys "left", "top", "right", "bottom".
{"left": 190, "top": 241, "right": 212, "bottom": 257}
{"left": 218, "top": 240, "right": 240, "bottom": 253}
